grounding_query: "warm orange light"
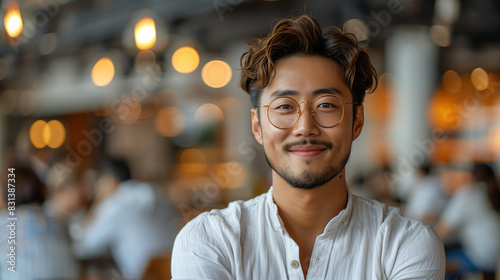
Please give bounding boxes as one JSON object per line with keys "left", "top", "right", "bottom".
{"left": 171, "top": 47, "right": 199, "bottom": 74}
{"left": 180, "top": 148, "right": 207, "bottom": 164}
{"left": 201, "top": 60, "right": 232, "bottom": 88}
{"left": 471, "top": 68, "right": 489, "bottom": 91}
{"left": 91, "top": 57, "right": 115, "bottom": 87}
{"left": 4, "top": 2, "right": 23, "bottom": 38}
{"left": 29, "top": 120, "right": 66, "bottom": 149}
{"left": 442, "top": 70, "right": 462, "bottom": 94}
{"left": 46, "top": 120, "right": 66, "bottom": 148}
{"left": 134, "top": 17, "right": 156, "bottom": 50}
{"left": 427, "top": 89, "right": 460, "bottom": 132}
{"left": 30, "top": 120, "right": 47, "bottom": 149}
{"left": 155, "top": 106, "right": 185, "bottom": 137}
{"left": 194, "top": 103, "right": 224, "bottom": 124}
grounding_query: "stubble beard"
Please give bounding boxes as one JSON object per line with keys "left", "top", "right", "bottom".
{"left": 264, "top": 142, "right": 352, "bottom": 190}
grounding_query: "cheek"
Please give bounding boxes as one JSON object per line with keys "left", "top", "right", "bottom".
{"left": 261, "top": 127, "right": 288, "bottom": 152}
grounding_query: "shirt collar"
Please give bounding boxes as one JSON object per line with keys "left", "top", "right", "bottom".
{"left": 266, "top": 186, "right": 354, "bottom": 234}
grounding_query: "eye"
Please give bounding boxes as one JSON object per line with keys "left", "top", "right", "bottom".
{"left": 318, "top": 103, "right": 337, "bottom": 108}
{"left": 271, "top": 100, "right": 296, "bottom": 114}
{"left": 277, "top": 104, "right": 294, "bottom": 110}
{"left": 316, "top": 102, "right": 340, "bottom": 112}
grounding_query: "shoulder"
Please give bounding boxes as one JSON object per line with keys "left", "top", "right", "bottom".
{"left": 353, "top": 194, "right": 428, "bottom": 229}
{"left": 352, "top": 195, "right": 445, "bottom": 278}
{"left": 352, "top": 195, "right": 444, "bottom": 257}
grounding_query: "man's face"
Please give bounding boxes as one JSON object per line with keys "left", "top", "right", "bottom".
{"left": 251, "top": 55, "right": 364, "bottom": 189}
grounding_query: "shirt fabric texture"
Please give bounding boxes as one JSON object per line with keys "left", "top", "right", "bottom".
{"left": 172, "top": 187, "right": 445, "bottom": 280}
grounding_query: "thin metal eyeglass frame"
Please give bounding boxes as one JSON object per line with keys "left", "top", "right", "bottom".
{"left": 257, "top": 95, "right": 358, "bottom": 129}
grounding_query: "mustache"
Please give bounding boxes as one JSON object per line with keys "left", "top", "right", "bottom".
{"left": 283, "top": 139, "right": 333, "bottom": 151}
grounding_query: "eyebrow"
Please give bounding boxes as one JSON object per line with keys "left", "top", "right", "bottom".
{"left": 269, "top": 87, "right": 344, "bottom": 99}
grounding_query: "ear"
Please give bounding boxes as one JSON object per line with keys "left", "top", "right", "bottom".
{"left": 251, "top": 108, "right": 263, "bottom": 145}
{"left": 352, "top": 104, "right": 364, "bottom": 141}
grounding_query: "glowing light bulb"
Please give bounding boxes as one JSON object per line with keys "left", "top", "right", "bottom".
{"left": 135, "top": 17, "right": 156, "bottom": 50}
{"left": 30, "top": 120, "right": 47, "bottom": 149}
{"left": 171, "top": 47, "right": 199, "bottom": 74}
{"left": 4, "top": 2, "right": 23, "bottom": 38}
{"left": 91, "top": 57, "right": 115, "bottom": 87}
{"left": 201, "top": 60, "right": 232, "bottom": 88}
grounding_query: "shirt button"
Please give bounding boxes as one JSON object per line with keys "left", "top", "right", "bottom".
{"left": 291, "top": 260, "right": 300, "bottom": 269}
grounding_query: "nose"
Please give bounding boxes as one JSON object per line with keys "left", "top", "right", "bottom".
{"left": 292, "top": 102, "right": 320, "bottom": 137}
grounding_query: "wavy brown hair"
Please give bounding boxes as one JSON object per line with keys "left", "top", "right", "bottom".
{"left": 240, "top": 15, "right": 378, "bottom": 117}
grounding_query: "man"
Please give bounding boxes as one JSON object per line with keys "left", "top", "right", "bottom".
{"left": 76, "top": 157, "right": 180, "bottom": 279}
{"left": 172, "top": 15, "right": 445, "bottom": 279}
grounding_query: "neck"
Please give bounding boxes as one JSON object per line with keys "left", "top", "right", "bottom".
{"left": 272, "top": 170, "right": 348, "bottom": 234}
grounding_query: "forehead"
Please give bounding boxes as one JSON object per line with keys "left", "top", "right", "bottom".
{"left": 262, "top": 55, "right": 350, "bottom": 101}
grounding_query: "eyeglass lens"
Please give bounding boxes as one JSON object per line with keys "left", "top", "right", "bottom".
{"left": 267, "top": 96, "right": 344, "bottom": 129}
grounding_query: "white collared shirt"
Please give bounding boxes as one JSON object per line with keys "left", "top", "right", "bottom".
{"left": 172, "top": 187, "right": 445, "bottom": 280}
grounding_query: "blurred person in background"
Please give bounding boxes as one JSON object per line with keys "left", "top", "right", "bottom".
{"left": 75, "top": 157, "right": 180, "bottom": 279}
{"left": 172, "top": 15, "right": 445, "bottom": 279}
{"left": 404, "top": 162, "right": 449, "bottom": 227}
{"left": 437, "top": 163, "right": 500, "bottom": 279}
{"left": 0, "top": 165, "right": 80, "bottom": 280}
{"left": 44, "top": 162, "right": 88, "bottom": 222}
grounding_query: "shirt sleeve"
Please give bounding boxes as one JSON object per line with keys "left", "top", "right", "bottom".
{"left": 75, "top": 198, "right": 119, "bottom": 258}
{"left": 388, "top": 224, "right": 446, "bottom": 280}
{"left": 171, "top": 214, "right": 234, "bottom": 280}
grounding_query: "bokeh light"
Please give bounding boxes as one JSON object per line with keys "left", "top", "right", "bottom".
{"left": 194, "top": 103, "right": 224, "bottom": 124}
{"left": 178, "top": 148, "right": 209, "bottom": 178}
{"left": 180, "top": 148, "right": 207, "bottom": 164}
{"left": 46, "top": 120, "right": 66, "bottom": 148}
{"left": 430, "top": 25, "right": 450, "bottom": 47}
{"left": 4, "top": 2, "right": 23, "bottom": 38}
{"left": 30, "top": 120, "right": 48, "bottom": 149}
{"left": 29, "top": 120, "right": 66, "bottom": 149}
{"left": 201, "top": 60, "right": 232, "bottom": 88}
{"left": 91, "top": 57, "right": 115, "bottom": 87}
{"left": 171, "top": 47, "right": 200, "bottom": 74}
{"left": 428, "top": 89, "right": 459, "bottom": 132}
{"left": 155, "top": 106, "right": 185, "bottom": 137}
{"left": 134, "top": 17, "right": 156, "bottom": 50}
{"left": 344, "top": 18, "right": 368, "bottom": 41}
{"left": 117, "top": 98, "right": 142, "bottom": 124}
{"left": 471, "top": 67, "right": 489, "bottom": 91}
{"left": 442, "top": 70, "right": 462, "bottom": 94}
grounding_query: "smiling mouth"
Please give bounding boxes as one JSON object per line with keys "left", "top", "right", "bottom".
{"left": 288, "top": 145, "right": 328, "bottom": 157}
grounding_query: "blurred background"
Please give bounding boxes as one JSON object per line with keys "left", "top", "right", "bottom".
{"left": 0, "top": 0, "right": 499, "bottom": 279}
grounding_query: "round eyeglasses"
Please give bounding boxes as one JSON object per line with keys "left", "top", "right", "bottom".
{"left": 257, "top": 95, "right": 357, "bottom": 129}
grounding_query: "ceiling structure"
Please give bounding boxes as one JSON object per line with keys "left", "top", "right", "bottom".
{"left": 0, "top": 0, "right": 499, "bottom": 115}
